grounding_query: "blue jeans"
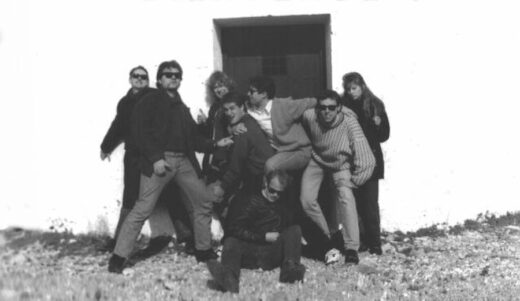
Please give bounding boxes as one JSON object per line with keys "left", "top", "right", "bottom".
{"left": 300, "top": 158, "right": 360, "bottom": 251}
{"left": 114, "top": 153, "right": 215, "bottom": 257}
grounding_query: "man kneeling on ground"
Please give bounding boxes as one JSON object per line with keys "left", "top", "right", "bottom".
{"left": 206, "top": 170, "right": 305, "bottom": 293}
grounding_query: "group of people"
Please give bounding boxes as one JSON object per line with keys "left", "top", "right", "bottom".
{"left": 100, "top": 59, "right": 390, "bottom": 293}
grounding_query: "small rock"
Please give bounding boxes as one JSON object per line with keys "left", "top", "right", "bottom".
{"left": 122, "top": 268, "right": 135, "bottom": 277}
{"left": 69, "top": 239, "right": 77, "bottom": 244}
{"left": 10, "top": 253, "right": 28, "bottom": 265}
{"left": 505, "top": 225, "right": 520, "bottom": 234}
{"left": 381, "top": 243, "right": 395, "bottom": 253}
{"left": 163, "top": 280, "right": 178, "bottom": 290}
{"left": 397, "top": 246, "right": 413, "bottom": 256}
{"left": 357, "top": 263, "right": 379, "bottom": 275}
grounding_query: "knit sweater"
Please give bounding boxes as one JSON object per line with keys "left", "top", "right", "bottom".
{"left": 302, "top": 108, "right": 376, "bottom": 186}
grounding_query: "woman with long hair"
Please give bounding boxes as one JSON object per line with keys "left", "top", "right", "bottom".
{"left": 341, "top": 72, "right": 390, "bottom": 255}
{"left": 197, "top": 71, "right": 237, "bottom": 183}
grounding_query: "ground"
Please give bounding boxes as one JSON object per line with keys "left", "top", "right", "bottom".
{"left": 1, "top": 212, "right": 519, "bottom": 300}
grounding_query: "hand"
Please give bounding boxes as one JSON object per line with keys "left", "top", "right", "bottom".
{"left": 197, "top": 109, "right": 207, "bottom": 124}
{"left": 153, "top": 159, "right": 171, "bottom": 177}
{"left": 373, "top": 116, "right": 381, "bottom": 126}
{"left": 265, "top": 232, "right": 280, "bottom": 243}
{"left": 216, "top": 136, "right": 234, "bottom": 148}
{"left": 100, "top": 150, "right": 111, "bottom": 162}
{"left": 230, "top": 123, "right": 247, "bottom": 136}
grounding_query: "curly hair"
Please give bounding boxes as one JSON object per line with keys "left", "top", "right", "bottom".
{"left": 205, "top": 71, "right": 237, "bottom": 107}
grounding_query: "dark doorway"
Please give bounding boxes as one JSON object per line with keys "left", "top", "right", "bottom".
{"left": 214, "top": 15, "right": 330, "bottom": 99}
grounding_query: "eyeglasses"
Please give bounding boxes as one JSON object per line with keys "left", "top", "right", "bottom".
{"left": 317, "top": 104, "right": 338, "bottom": 111}
{"left": 131, "top": 74, "right": 148, "bottom": 80}
{"left": 162, "top": 72, "right": 182, "bottom": 80}
{"left": 267, "top": 186, "right": 283, "bottom": 195}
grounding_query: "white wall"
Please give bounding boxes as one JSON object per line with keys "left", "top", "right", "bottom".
{"left": 1, "top": 0, "right": 519, "bottom": 233}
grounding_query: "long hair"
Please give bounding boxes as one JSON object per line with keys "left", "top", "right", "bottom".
{"left": 205, "top": 71, "right": 237, "bottom": 107}
{"left": 342, "top": 72, "right": 386, "bottom": 119}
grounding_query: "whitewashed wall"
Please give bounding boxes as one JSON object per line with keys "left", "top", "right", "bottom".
{"left": 1, "top": 0, "right": 519, "bottom": 233}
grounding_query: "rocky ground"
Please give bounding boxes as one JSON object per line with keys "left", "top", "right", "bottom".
{"left": 1, "top": 212, "right": 519, "bottom": 300}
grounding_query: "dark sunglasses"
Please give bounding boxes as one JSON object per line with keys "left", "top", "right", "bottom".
{"left": 162, "top": 72, "right": 182, "bottom": 80}
{"left": 267, "top": 186, "right": 283, "bottom": 195}
{"left": 317, "top": 104, "right": 338, "bottom": 111}
{"left": 131, "top": 74, "right": 148, "bottom": 80}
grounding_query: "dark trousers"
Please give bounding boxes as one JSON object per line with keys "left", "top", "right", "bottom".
{"left": 221, "top": 225, "right": 302, "bottom": 279}
{"left": 355, "top": 179, "right": 381, "bottom": 248}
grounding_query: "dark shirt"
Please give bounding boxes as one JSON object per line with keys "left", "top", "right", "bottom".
{"left": 220, "top": 114, "right": 275, "bottom": 192}
{"left": 100, "top": 87, "right": 155, "bottom": 153}
{"left": 341, "top": 97, "right": 390, "bottom": 179}
{"left": 227, "top": 192, "right": 283, "bottom": 243}
{"left": 132, "top": 89, "right": 215, "bottom": 177}
{"left": 199, "top": 102, "right": 229, "bottom": 178}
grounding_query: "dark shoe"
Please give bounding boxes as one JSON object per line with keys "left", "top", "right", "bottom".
{"left": 180, "top": 238, "right": 195, "bottom": 256}
{"left": 369, "top": 246, "right": 383, "bottom": 255}
{"left": 134, "top": 236, "right": 171, "bottom": 259}
{"left": 206, "top": 259, "right": 239, "bottom": 293}
{"left": 108, "top": 254, "right": 126, "bottom": 274}
{"left": 344, "top": 249, "right": 359, "bottom": 265}
{"left": 358, "top": 243, "right": 369, "bottom": 253}
{"left": 279, "top": 260, "right": 306, "bottom": 283}
{"left": 195, "top": 248, "right": 219, "bottom": 262}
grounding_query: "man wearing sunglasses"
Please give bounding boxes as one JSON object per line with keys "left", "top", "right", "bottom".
{"left": 108, "top": 60, "right": 234, "bottom": 273}
{"left": 206, "top": 170, "right": 306, "bottom": 293}
{"left": 300, "top": 90, "right": 375, "bottom": 265}
{"left": 100, "top": 65, "right": 154, "bottom": 248}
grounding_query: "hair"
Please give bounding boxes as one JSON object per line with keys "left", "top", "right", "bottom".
{"left": 249, "top": 76, "right": 276, "bottom": 99}
{"left": 342, "top": 72, "right": 386, "bottom": 119}
{"left": 129, "top": 65, "right": 148, "bottom": 77}
{"left": 316, "top": 89, "right": 341, "bottom": 105}
{"left": 205, "top": 71, "right": 237, "bottom": 106}
{"left": 265, "top": 169, "right": 292, "bottom": 190}
{"left": 156, "top": 60, "right": 183, "bottom": 82}
{"left": 221, "top": 92, "right": 247, "bottom": 108}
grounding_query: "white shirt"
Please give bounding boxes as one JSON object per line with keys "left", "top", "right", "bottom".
{"left": 248, "top": 100, "right": 276, "bottom": 148}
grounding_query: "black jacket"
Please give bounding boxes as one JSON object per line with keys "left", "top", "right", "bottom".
{"left": 132, "top": 89, "right": 216, "bottom": 177}
{"left": 227, "top": 192, "right": 294, "bottom": 243}
{"left": 342, "top": 98, "right": 390, "bottom": 180}
{"left": 100, "top": 87, "right": 155, "bottom": 153}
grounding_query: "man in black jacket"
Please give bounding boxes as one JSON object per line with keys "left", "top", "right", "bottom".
{"left": 108, "top": 60, "right": 233, "bottom": 273}
{"left": 100, "top": 66, "right": 154, "bottom": 245}
{"left": 206, "top": 170, "right": 306, "bottom": 293}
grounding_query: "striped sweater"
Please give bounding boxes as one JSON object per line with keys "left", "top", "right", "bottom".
{"left": 302, "top": 109, "right": 376, "bottom": 186}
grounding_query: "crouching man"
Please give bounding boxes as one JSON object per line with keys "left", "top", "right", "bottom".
{"left": 206, "top": 170, "right": 305, "bottom": 293}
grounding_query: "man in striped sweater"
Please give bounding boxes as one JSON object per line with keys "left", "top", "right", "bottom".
{"left": 301, "top": 90, "right": 375, "bottom": 264}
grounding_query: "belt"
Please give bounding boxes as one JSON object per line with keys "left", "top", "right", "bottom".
{"left": 164, "top": 151, "right": 185, "bottom": 157}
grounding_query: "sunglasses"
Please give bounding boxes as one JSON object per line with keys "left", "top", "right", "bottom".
{"left": 267, "top": 186, "right": 283, "bottom": 195}
{"left": 162, "top": 72, "right": 182, "bottom": 80}
{"left": 131, "top": 74, "right": 148, "bottom": 80}
{"left": 317, "top": 104, "right": 338, "bottom": 111}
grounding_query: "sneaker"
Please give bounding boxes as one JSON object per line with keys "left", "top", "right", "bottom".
{"left": 279, "top": 260, "right": 306, "bottom": 283}
{"left": 369, "top": 246, "right": 383, "bottom": 255}
{"left": 344, "top": 249, "right": 359, "bottom": 265}
{"left": 108, "top": 254, "right": 126, "bottom": 274}
{"left": 324, "top": 248, "right": 342, "bottom": 265}
{"left": 195, "top": 248, "right": 219, "bottom": 262}
{"left": 206, "top": 259, "right": 239, "bottom": 293}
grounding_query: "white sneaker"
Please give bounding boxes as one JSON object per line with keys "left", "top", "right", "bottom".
{"left": 325, "top": 248, "right": 341, "bottom": 265}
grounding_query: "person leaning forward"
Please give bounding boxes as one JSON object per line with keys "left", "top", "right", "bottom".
{"left": 108, "top": 60, "right": 233, "bottom": 273}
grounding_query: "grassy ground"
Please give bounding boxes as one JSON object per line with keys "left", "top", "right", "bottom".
{"left": 1, "top": 211, "right": 519, "bottom": 300}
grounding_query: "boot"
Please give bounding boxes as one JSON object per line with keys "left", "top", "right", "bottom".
{"left": 206, "top": 259, "right": 239, "bottom": 293}
{"left": 279, "top": 260, "right": 306, "bottom": 283}
{"left": 108, "top": 254, "right": 126, "bottom": 274}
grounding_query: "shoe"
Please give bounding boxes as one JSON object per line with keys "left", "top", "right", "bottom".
{"left": 206, "top": 259, "right": 239, "bottom": 293}
{"left": 195, "top": 248, "right": 219, "bottom": 262}
{"left": 324, "top": 248, "right": 341, "bottom": 265}
{"left": 369, "top": 246, "right": 383, "bottom": 255}
{"left": 279, "top": 260, "right": 306, "bottom": 283}
{"left": 358, "top": 243, "right": 369, "bottom": 253}
{"left": 180, "top": 238, "right": 195, "bottom": 256}
{"left": 108, "top": 254, "right": 126, "bottom": 274}
{"left": 344, "top": 249, "right": 359, "bottom": 265}
{"left": 134, "top": 236, "right": 171, "bottom": 259}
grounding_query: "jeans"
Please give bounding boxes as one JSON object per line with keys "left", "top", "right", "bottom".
{"left": 221, "top": 225, "right": 302, "bottom": 278}
{"left": 265, "top": 146, "right": 311, "bottom": 172}
{"left": 300, "top": 158, "right": 360, "bottom": 250}
{"left": 355, "top": 179, "right": 381, "bottom": 249}
{"left": 114, "top": 153, "right": 215, "bottom": 258}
